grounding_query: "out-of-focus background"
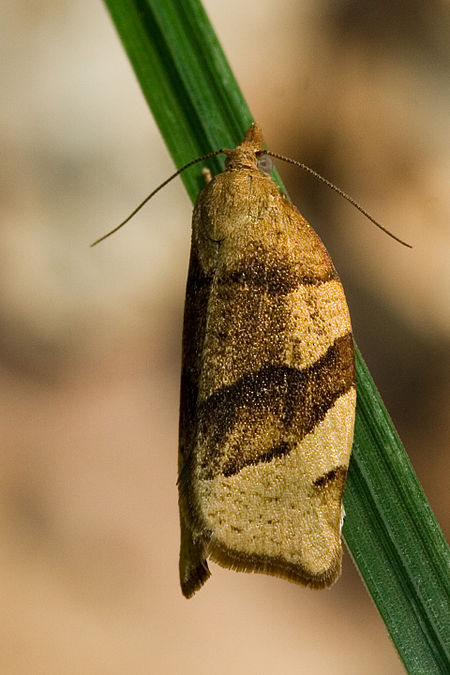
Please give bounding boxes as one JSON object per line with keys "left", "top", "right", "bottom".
{"left": 1, "top": 1, "right": 449, "bottom": 673}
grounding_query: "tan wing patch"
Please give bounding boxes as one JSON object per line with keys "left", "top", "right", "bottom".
{"left": 193, "top": 388, "right": 355, "bottom": 585}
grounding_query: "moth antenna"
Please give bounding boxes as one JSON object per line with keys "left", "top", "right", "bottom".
{"left": 262, "top": 151, "right": 412, "bottom": 248}
{"left": 91, "top": 149, "right": 225, "bottom": 247}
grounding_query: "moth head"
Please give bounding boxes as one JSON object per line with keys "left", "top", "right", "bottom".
{"left": 223, "top": 122, "right": 270, "bottom": 173}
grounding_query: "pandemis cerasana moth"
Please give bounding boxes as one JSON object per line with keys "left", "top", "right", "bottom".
{"left": 178, "top": 124, "right": 355, "bottom": 598}
{"left": 93, "top": 123, "right": 409, "bottom": 598}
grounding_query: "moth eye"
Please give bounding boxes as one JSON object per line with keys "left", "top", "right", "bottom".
{"left": 257, "top": 153, "right": 273, "bottom": 174}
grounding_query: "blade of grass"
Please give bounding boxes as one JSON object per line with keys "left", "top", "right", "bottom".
{"left": 102, "top": 1, "right": 450, "bottom": 671}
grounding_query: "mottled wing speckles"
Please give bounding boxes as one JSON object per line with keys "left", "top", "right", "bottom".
{"left": 178, "top": 124, "right": 356, "bottom": 598}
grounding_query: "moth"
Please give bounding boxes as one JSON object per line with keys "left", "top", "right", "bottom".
{"left": 177, "top": 124, "right": 356, "bottom": 598}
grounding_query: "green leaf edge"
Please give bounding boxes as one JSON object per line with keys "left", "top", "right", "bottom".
{"left": 101, "top": 1, "right": 450, "bottom": 671}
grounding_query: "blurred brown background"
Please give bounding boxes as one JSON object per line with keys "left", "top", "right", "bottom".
{"left": 1, "top": 1, "right": 449, "bottom": 673}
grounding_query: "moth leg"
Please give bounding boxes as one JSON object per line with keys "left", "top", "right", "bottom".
{"left": 202, "top": 167, "right": 212, "bottom": 184}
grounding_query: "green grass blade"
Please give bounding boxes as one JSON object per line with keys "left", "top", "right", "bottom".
{"left": 102, "top": 1, "right": 450, "bottom": 671}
